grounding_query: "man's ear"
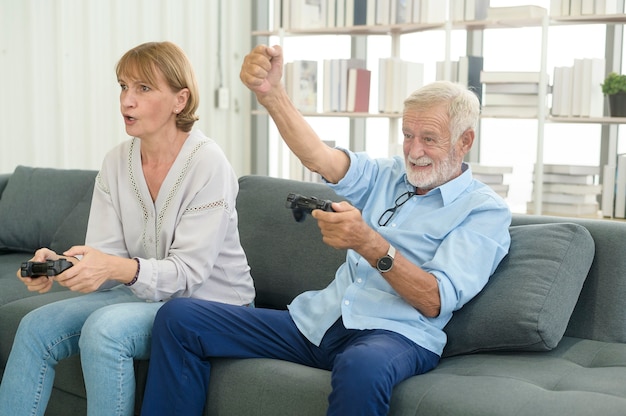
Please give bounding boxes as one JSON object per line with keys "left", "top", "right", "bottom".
{"left": 460, "top": 128, "right": 475, "bottom": 153}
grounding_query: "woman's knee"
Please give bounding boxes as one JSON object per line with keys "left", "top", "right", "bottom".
{"left": 79, "top": 303, "right": 157, "bottom": 354}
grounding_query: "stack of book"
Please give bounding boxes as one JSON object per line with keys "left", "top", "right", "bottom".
{"left": 471, "top": 164, "right": 512, "bottom": 199}
{"left": 285, "top": 60, "right": 318, "bottom": 113}
{"left": 551, "top": 58, "right": 605, "bottom": 118}
{"left": 436, "top": 55, "right": 483, "bottom": 104}
{"left": 480, "top": 71, "right": 546, "bottom": 118}
{"left": 322, "top": 58, "right": 367, "bottom": 113}
{"left": 450, "top": 0, "right": 490, "bottom": 22}
{"left": 550, "top": 0, "right": 621, "bottom": 17}
{"left": 274, "top": 0, "right": 449, "bottom": 30}
{"left": 378, "top": 57, "right": 424, "bottom": 113}
{"left": 528, "top": 164, "right": 601, "bottom": 217}
{"left": 485, "top": 4, "right": 547, "bottom": 20}
{"left": 604, "top": 153, "right": 626, "bottom": 219}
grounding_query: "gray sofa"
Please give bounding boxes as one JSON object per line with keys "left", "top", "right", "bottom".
{"left": 1, "top": 166, "right": 626, "bottom": 415}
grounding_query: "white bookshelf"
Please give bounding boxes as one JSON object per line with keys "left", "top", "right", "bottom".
{"left": 251, "top": 0, "right": 626, "bottom": 218}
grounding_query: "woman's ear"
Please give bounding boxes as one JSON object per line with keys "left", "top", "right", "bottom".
{"left": 177, "top": 88, "right": 190, "bottom": 110}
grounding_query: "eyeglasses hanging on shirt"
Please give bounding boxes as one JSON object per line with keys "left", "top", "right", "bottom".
{"left": 378, "top": 191, "right": 416, "bottom": 227}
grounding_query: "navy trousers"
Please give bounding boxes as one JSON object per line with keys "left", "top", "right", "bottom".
{"left": 140, "top": 298, "right": 439, "bottom": 416}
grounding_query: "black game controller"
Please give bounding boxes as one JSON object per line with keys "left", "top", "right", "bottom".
{"left": 285, "top": 192, "right": 334, "bottom": 222}
{"left": 20, "top": 259, "right": 74, "bottom": 278}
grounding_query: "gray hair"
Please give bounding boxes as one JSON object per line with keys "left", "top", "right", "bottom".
{"left": 403, "top": 81, "right": 480, "bottom": 144}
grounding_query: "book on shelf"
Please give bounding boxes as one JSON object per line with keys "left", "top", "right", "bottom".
{"left": 474, "top": 173, "right": 505, "bottom": 184}
{"left": 322, "top": 59, "right": 334, "bottom": 112}
{"left": 542, "top": 172, "right": 596, "bottom": 185}
{"left": 376, "top": 0, "right": 390, "bottom": 25}
{"left": 601, "top": 0, "right": 621, "bottom": 14}
{"left": 481, "top": 106, "right": 538, "bottom": 118}
{"left": 483, "top": 93, "right": 538, "bottom": 107}
{"left": 378, "top": 57, "right": 424, "bottom": 113}
{"left": 392, "top": 0, "right": 412, "bottom": 24}
{"left": 483, "top": 82, "right": 542, "bottom": 94}
{"left": 458, "top": 55, "right": 484, "bottom": 105}
{"left": 411, "top": 0, "right": 421, "bottom": 22}
{"left": 571, "top": 59, "right": 585, "bottom": 116}
{"left": 480, "top": 71, "right": 543, "bottom": 84}
{"left": 581, "top": 58, "right": 605, "bottom": 118}
{"left": 464, "top": 0, "right": 490, "bottom": 21}
{"left": 285, "top": 60, "right": 318, "bottom": 113}
{"left": 365, "top": 0, "right": 377, "bottom": 25}
{"left": 541, "top": 164, "right": 600, "bottom": 176}
{"left": 602, "top": 163, "right": 616, "bottom": 218}
{"left": 272, "top": 0, "right": 283, "bottom": 30}
{"left": 486, "top": 5, "right": 547, "bottom": 20}
{"left": 541, "top": 183, "right": 602, "bottom": 195}
{"left": 338, "top": 58, "right": 366, "bottom": 112}
{"left": 551, "top": 65, "right": 572, "bottom": 117}
{"left": 533, "top": 163, "right": 601, "bottom": 212}
{"left": 336, "top": 0, "right": 346, "bottom": 27}
{"left": 323, "top": 58, "right": 366, "bottom": 112}
{"left": 450, "top": 0, "right": 465, "bottom": 22}
{"left": 489, "top": 183, "right": 510, "bottom": 198}
{"left": 549, "top": 0, "right": 564, "bottom": 17}
{"left": 471, "top": 164, "right": 511, "bottom": 197}
{"left": 435, "top": 60, "right": 459, "bottom": 83}
{"left": 346, "top": 67, "right": 371, "bottom": 112}
{"left": 527, "top": 201, "right": 599, "bottom": 216}
{"left": 569, "top": 0, "right": 582, "bottom": 16}
{"left": 435, "top": 56, "right": 484, "bottom": 96}
{"left": 542, "top": 192, "right": 599, "bottom": 204}
{"left": 326, "top": 0, "right": 336, "bottom": 27}
{"left": 471, "top": 164, "right": 513, "bottom": 175}
{"left": 420, "top": 0, "right": 446, "bottom": 23}
{"left": 351, "top": 0, "right": 368, "bottom": 26}
{"left": 551, "top": 58, "right": 605, "bottom": 118}
{"left": 289, "top": 0, "right": 326, "bottom": 29}
{"left": 614, "top": 154, "right": 626, "bottom": 218}
{"left": 581, "top": 0, "right": 595, "bottom": 15}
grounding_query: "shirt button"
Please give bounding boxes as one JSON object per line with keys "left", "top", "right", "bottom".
{"left": 356, "top": 278, "right": 363, "bottom": 284}
{"left": 391, "top": 223, "right": 397, "bottom": 228}
{"left": 344, "top": 300, "right": 350, "bottom": 306}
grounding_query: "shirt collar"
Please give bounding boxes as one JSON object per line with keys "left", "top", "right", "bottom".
{"left": 404, "top": 162, "right": 472, "bottom": 205}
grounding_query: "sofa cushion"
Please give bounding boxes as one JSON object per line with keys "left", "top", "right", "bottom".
{"left": 0, "top": 166, "right": 97, "bottom": 253}
{"left": 236, "top": 175, "right": 346, "bottom": 309}
{"left": 442, "top": 222, "right": 594, "bottom": 357}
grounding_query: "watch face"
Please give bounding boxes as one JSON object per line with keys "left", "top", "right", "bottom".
{"left": 377, "top": 256, "right": 393, "bottom": 272}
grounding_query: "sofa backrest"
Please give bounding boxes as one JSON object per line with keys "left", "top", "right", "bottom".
{"left": 511, "top": 214, "right": 626, "bottom": 344}
{"left": 237, "top": 175, "right": 626, "bottom": 346}
{"left": 236, "top": 175, "right": 346, "bottom": 309}
{"left": 0, "top": 166, "right": 98, "bottom": 254}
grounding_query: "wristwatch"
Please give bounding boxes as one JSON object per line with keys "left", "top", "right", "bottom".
{"left": 376, "top": 245, "right": 396, "bottom": 273}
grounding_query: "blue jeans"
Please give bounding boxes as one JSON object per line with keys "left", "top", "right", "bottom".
{"left": 0, "top": 285, "right": 164, "bottom": 416}
{"left": 140, "top": 299, "right": 440, "bottom": 416}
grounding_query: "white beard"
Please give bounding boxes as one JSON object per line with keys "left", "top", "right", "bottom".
{"left": 406, "top": 147, "right": 462, "bottom": 190}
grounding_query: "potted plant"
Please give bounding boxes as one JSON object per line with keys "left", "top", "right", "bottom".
{"left": 602, "top": 72, "right": 626, "bottom": 117}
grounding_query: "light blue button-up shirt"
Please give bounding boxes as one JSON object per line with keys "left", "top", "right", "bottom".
{"left": 288, "top": 150, "right": 511, "bottom": 356}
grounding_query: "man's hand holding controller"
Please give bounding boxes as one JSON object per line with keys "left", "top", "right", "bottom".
{"left": 285, "top": 193, "right": 334, "bottom": 222}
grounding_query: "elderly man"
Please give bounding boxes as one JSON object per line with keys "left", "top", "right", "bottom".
{"left": 140, "top": 44, "right": 511, "bottom": 416}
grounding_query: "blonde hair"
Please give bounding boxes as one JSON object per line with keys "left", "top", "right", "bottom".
{"left": 116, "top": 41, "right": 199, "bottom": 132}
{"left": 403, "top": 81, "right": 480, "bottom": 144}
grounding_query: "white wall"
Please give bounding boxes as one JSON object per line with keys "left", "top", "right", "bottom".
{"left": 0, "top": 0, "right": 252, "bottom": 176}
